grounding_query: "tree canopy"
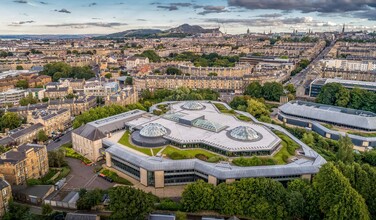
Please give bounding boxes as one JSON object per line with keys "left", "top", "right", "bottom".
{"left": 317, "top": 83, "right": 376, "bottom": 113}
{"left": 40, "top": 62, "right": 95, "bottom": 81}
{"left": 244, "top": 81, "right": 284, "bottom": 101}
{"left": 0, "top": 112, "right": 22, "bottom": 132}
{"left": 108, "top": 186, "right": 157, "bottom": 220}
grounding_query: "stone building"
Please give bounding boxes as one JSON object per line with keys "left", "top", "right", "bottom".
{"left": 27, "top": 108, "right": 71, "bottom": 135}
{"left": 104, "top": 87, "right": 139, "bottom": 106}
{"left": 0, "top": 176, "right": 11, "bottom": 218}
{"left": 0, "top": 144, "right": 49, "bottom": 185}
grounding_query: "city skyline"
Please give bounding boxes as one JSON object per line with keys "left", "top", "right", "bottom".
{"left": 1, "top": 0, "right": 376, "bottom": 35}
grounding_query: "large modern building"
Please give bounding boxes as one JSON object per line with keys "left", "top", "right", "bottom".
{"left": 309, "top": 78, "right": 376, "bottom": 97}
{"left": 73, "top": 101, "right": 326, "bottom": 188}
{"left": 278, "top": 101, "right": 376, "bottom": 147}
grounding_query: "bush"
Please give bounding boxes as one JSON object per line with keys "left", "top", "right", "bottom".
{"left": 168, "top": 152, "right": 190, "bottom": 160}
{"left": 195, "top": 154, "right": 208, "bottom": 161}
{"left": 207, "top": 156, "right": 225, "bottom": 163}
{"left": 232, "top": 156, "right": 276, "bottom": 166}
{"left": 156, "top": 199, "right": 182, "bottom": 211}
{"left": 101, "top": 169, "right": 132, "bottom": 185}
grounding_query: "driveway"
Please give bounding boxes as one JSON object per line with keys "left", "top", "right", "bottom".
{"left": 47, "top": 131, "right": 72, "bottom": 151}
{"left": 63, "top": 158, "right": 114, "bottom": 190}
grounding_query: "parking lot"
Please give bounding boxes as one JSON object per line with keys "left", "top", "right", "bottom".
{"left": 63, "top": 158, "right": 114, "bottom": 190}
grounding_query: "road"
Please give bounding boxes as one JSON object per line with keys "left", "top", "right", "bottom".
{"left": 47, "top": 131, "right": 72, "bottom": 151}
{"left": 286, "top": 39, "right": 337, "bottom": 87}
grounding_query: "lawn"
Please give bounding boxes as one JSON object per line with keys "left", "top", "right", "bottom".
{"left": 213, "top": 103, "right": 234, "bottom": 114}
{"left": 273, "top": 130, "right": 300, "bottom": 164}
{"left": 118, "top": 131, "right": 162, "bottom": 156}
{"left": 348, "top": 131, "right": 376, "bottom": 137}
{"left": 161, "top": 146, "right": 224, "bottom": 163}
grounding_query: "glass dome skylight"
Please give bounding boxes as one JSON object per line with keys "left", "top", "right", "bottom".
{"left": 192, "top": 119, "right": 226, "bottom": 132}
{"left": 181, "top": 101, "right": 205, "bottom": 110}
{"left": 140, "top": 123, "right": 167, "bottom": 137}
{"left": 229, "top": 126, "right": 260, "bottom": 141}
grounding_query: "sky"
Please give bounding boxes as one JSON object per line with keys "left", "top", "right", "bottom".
{"left": 0, "top": 0, "right": 376, "bottom": 35}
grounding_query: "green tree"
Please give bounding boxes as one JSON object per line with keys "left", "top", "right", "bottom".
{"left": 302, "top": 133, "right": 315, "bottom": 146}
{"left": 41, "top": 203, "right": 53, "bottom": 215}
{"left": 77, "top": 188, "right": 104, "bottom": 210}
{"left": 335, "top": 86, "right": 351, "bottom": 107}
{"left": 105, "top": 73, "right": 112, "bottom": 79}
{"left": 313, "top": 163, "right": 370, "bottom": 220}
{"left": 245, "top": 82, "right": 262, "bottom": 98}
{"left": 287, "top": 179, "right": 321, "bottom": 220}
{"left": 181, "top": 180, "right": 215, "bottom": 212}
{"left": 246, "top": 98, "right": 270, "bottom": 119}
{"left": 0, "top": 112, "right": 22, "bottom": 131}
{"left": 284, "top": 84, "right": 296, "bottom": 94}
{"left": 316, "top": 83, "right": 342, "bottom": 105}
{"left": 166, "top": 67, "right": 182, "bottom": 75}
{"left": 108, "top": 186, "right": 156, "bottom": 220}
{"left": 48, "top": 149, "right": 66, "bottom": 168}
{"left": 125, "top": 77, "right": 133, "bottom": 85}
{"left": 41, "top": 97, "right": 49, "bottom": 102}
{"left": 37, "top": 130, "right": 48, "bottom": 142}
{"left": 3, "top": 202, "right": 34, "bottom": 220}
{"left": 16, "top": 65, "right": 24, "bottom": 70}
{"left": 140, "top": 50, "right": 161, "bottom": 62}
{"left": 19, "top": 94, "right": 38, "bottom": 106}
{"left": 262, "top": 82, "right": 284, "bottom": 101}
{"left": 208, "top": 72, "right": 217, "bottom": 76}
{"left": 337, "top": 135, "right": 354, "bottom": 164}
{"left": 15, "top": 80, "right": 29, "bottom": 89}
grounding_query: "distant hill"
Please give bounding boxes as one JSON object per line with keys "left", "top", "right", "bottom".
{"left": 167, "top": 24, "right": 220, "bottom": 34}
{"left": 0, "top": 35, "right": 99, "bottom": 40}
{"left": 95, "top": 29, "right": 162, "bottom": 39}
{"left": 95, "top": 24, "right": 221, "bottom": 39}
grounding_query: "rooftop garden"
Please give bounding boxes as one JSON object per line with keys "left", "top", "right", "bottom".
{"left": 213, "top": 102, "right": 252, "bottom": 122}
{"left": 232, "top": 130, "right": 300, "bottom": 166}
{"left": 161, "top": 146, "right": 225, "bottom": 163}
{"left": 348, "top": 131, "right": 376, "bottom": 137}
{"left": 118, "top": 131, "right": 162, "bottom": 156}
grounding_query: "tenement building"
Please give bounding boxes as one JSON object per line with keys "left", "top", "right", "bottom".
{"left": 72, "top": 101, "right": 326, "bottom": 188}
{"left": 0, "top": 144, "right": 49, "bottom": 185}
{"left": 0, "top": 175, "right": 11, "bottom": 218}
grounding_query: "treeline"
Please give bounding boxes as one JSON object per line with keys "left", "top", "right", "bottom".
{"left": 40, "top": 62, "right": 96, "bottom": 81}
{"left": 168, "top": 52, "right": 240, "bottom": 67}
{"left": 140, "top": 87, "right": 219, "bottom": 105}
{"left": 179, "top": 162, "right": 374, "bottom": 220}
{"left": 229, "top": 96, "right": 273, "bottom": 123}
{"left": 72, "top": 104, "right": 146, "bottom": 128}
{"left": 244, "top": 81, "right": 284, "bottom": 102}
{"left": 0, "top": 112, "right": 23, "bottom": 132}
{"left": 317, "top": 83, "right": 376, "bottom": 113}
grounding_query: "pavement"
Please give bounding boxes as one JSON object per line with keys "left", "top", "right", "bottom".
{"left": 62, "top": 158, "right": 114, "bottom": 191}
{"left": 47, "top": 131, "right": 72, "bottom": 151}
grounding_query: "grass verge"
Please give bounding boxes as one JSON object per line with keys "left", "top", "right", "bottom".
{"left": 62, "top": 144, "right": 91, "bottom": 164}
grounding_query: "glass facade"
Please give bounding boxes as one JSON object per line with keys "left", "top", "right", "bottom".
{"left": 164, "top": 169, "right": 208, "bottom": 185}
{"left": 112, "top": 157, "right": 140, "bottom": 180}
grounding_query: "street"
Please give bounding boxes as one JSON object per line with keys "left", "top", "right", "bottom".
{"left": 47, "top": 131, "right": 72, "bottom": 151}
{"left": 286, "top": 39, "right": 337, "bottom": 87}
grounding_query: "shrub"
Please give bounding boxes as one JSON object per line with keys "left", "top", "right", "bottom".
{"left": 156, "top": 199, "right": 182, "bottom": 211}
{"left": 168, "top": 152, "right": 189, "bottom": 160}
{"left": 195, "top": 154, "right": 208, "bottom": 161}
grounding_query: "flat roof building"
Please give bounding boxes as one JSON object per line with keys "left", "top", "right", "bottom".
{"left": 309, "top": 78, "right": 376, "bottom": 97}
{"left": 73, "top": 101, "right": 326, "bottom": 189}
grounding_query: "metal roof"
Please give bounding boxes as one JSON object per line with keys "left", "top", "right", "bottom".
{"left": 279, "top": 101, "right": 376, "bottom": 130}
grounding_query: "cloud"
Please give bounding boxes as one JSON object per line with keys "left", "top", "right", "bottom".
{"left": 228, "top": 0, "right": 376, "bottom": 13}
{"left": 88, "top": 2, "right": 97, "bottom": 7}
{"left": 205, "top": 16, "right": 337, "bottom": 29}
{"left": 13, "top": 0, "right": 28, "bottom": 3}
{"left": 353, "top": 9, "right": 376, "bottom": 21}
{"left": 44, "top": 22, "right": 127, "bottom": 29}
{"left": 9, "top": 20, "right": 35, "bottom": 26}
{"left": 257, "top": 13, "right": 283, "bottom": 18}
{"left": 55, "top": 8, "right": 71, "bottom": 13}
{"left": 157, "top": 5, "right": 179, "bottom": 11}
{"left": 39, "top": 1, "right": 48, "bottom": 4}
{"left": 137, "top": 19, "right": 147, "bottom": 21}
{"left": 198, "top": 6, "right": 228, "bottom": 15}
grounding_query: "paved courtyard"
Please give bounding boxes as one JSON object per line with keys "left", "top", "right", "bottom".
{"left": 63, "top": 158, "right": 114, "bottom": 190}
